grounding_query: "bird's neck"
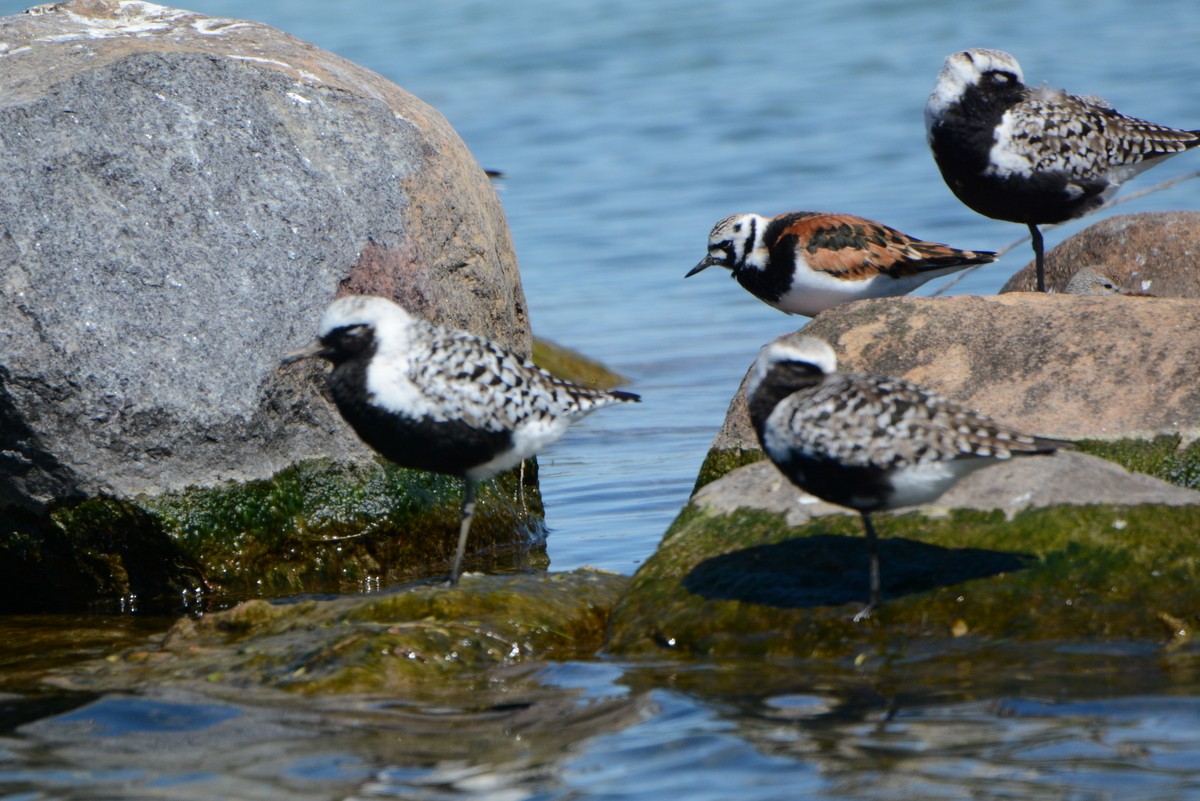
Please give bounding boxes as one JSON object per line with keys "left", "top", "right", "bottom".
{"left": 747, "top": 364, "right": 824, "bottom": 436}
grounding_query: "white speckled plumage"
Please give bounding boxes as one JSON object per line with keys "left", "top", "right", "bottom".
{"left": 926, "top": 48, "right": 1200, "bottom": 292}
{"left": 323, "top": 297, "right": 626, "bottom": 472}
{"left": 287, "top": 294, "right": 639, "bottom": 583}
{"left": 745, "top": 337, "right": 1065, "bottom": 617}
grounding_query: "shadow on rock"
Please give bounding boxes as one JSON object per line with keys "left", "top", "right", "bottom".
{"left": 683, "top": 534, "right": 1033, "bottom": 609}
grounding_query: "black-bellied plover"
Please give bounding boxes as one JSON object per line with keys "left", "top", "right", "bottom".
{"left": 686, "top": 211, "right": 996, "bottom": 317}
{"left": 283, "top": 294, "right": 640, "bottom": 585}
{"left": 1063, "top": 265, "right": 1155, "bottom": 296}
{"left": 745, "top": 336, "right": 1066, "bottom": 619}
{"left": 926, "top": 48, "right": 1200, "bottom": 292}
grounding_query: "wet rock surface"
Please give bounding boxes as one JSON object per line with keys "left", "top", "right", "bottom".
{"left": 608, "top": 456, "right": 1200, "bottom": 659}
{"left": 47, "top": 569, "right": 629, "bottom": 695}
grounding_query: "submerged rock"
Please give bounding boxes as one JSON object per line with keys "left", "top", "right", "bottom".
{"left": 0, "top": 1, "right": 534, "bottom": 607}
{"left": 48, "top": 570, "right": 629, "bottom": 695}
{"left": 608, "top": 455, "right": 1200, "bottom": 659}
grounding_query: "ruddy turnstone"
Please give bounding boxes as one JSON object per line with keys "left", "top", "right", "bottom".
{"left": 926, "top": 48, "right": 1200, "bottom": 292}
{"left": 283, "top": 295, "right": 640, "bottom": 585}
{"left": 745, "top": 337, "right": 1066, "bottom": 619}
{"left": 686, "top": 211, "right": 996, "bottom": 317}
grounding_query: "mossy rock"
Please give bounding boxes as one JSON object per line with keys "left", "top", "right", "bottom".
{"left": 532, "top": 336, "right": 630, "bottom": 389}
{"left": 606, "top": 501, "right": 1200, "bottom": 660}
{"left": 1074, "top": 435, "right": 1200, "bottom": 491}
{"left": 695, "top": 434, "right": 1200, "bottom": 496}
{"left": 0, "top": 458, "right": 545, "bottom": 612}
{"left": 692, "top": 447, "right": 765, "bottom": 494}
{"left": 0, "top": 334, "right": 628, "bottom": 614}
{"left": 0, "top": 499, "right": 198, "bottom": 613}
{"left": 50, "top": 569, "right": 629, "bottom": 697}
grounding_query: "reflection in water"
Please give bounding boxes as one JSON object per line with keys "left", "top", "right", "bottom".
{"left": 616, "top": 653, "right": 1200, "bottom": 801}
{"left": 3, "top": 638, "right": 1200, "bottom": 798}
{"left": 2, "top": 663, "right": 654, "bottom": 800}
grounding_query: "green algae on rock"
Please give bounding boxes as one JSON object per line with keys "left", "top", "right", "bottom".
{"left": 0, "top": 498, "right": 201, "bottom": 613}
{"left": 49, "top": 570, "right": 628, "bottom": 697}
{"left": 0, "top": 458, "right": 545, "bottom": 612}
{"left": 606, "top": 501, "right": 1200, "bottom": 660}
{"left": 532, "top": 336, "right": 631, "bottom": 389}
{"left": 1075, "top": 435, "right": 1200, "bottom": 491}
{"left": 692, "top": 447, "right": 766, "bottom": 494}
{"left": 608, "top": 452, "right": 1200, "bottom": 660}
{"left": 144, "top": 458, "right": 546, "bottom": 599}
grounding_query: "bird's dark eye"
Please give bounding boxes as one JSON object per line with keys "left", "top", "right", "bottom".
{"left": 330, "top": 324, "right": 366, "bottom": 340}
{"left": 732, "top": 223, "right": 742, "bottom": 232}
{"left": 324, "top": 323, "right": 371, "bottom": 351}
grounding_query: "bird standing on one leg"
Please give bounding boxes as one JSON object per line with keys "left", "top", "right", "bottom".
{"left": 283, "top": 295, "right": 639, "bottom": 585}
{"left": 686, "top": 211, "right": 996, "bottom": 317}
{"left": 744, "top": 337, "right": 1066, "bottom": 620}
{"left": 925, "top": 48, "right": 1200, "bottom": 293}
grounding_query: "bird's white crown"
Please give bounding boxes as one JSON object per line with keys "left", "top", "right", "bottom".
{"left": 317, "top": 295, "right": 414, "bottom": 339}
{"left": 707, "top": 212, "right": 766, "bottom": 270}
{"left": 927, "top": 48, "right": 1024, "bottom": 121}
{"left": 746, "top": 337, "right": 838, "bottom": 397}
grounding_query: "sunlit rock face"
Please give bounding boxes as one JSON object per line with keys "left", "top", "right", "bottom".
{"left": 1001, "top": 211, "right": 1200, "bottom": 296}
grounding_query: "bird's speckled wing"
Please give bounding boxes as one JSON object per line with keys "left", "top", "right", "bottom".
{"left": 764, "top": 372, "right": 1052, "bottom": 469}
{"left": 999, "top": 87, "right": 1200, "bottom": 180}
{"left": 407, "top": 321, "right": 634, "bottom": 432}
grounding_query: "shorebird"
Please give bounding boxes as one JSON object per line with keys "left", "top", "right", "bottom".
{"left": 926, "top": 48, "right": 1200, "bottom": 292}
{"left": 283, "top": 295, "right": 639, "bottom": 585}
{"left": 1063, "top": 265, "right": 1155, "bottom": 296}
{"left": 686, "top": 211, "right": 995, "bottom": 317}
{"left": 745, "top": 336, "right": 1066, "bottom": 619}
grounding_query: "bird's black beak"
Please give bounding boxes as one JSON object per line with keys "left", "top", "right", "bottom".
{"left": 685, "top": 254, "right": 721, "bottom": 278}
{"left": 280, "top": 339, "right": 329, "bottom": 365}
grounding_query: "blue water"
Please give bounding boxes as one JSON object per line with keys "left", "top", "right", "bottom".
{"left": 161, "top": 0, "right": 1200, "bottom": 577}
{"left": 3, "top": 0, "right": 1200, "bottom": 798}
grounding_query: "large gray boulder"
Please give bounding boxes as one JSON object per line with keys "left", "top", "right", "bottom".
{"left": 0, "top": 1, "right": 527, "bottom": 511}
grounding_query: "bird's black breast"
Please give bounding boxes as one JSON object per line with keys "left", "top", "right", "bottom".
{"left": 770, "top": 451, "right": 895, "bottom": 514}
{"left": 327, "top": 359, "right": 513, "bottom": 477}
{"left": 932, "top": 135, "right": 1107, "bottom": 224}
{"left": 731, "top": 213, "right": 816, "bottom": 305}
{"left": 930, "top": 88, "right": 1107, "bottom": 225}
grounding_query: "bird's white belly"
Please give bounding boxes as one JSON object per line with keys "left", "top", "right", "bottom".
{"left": 883, "top": 458, "right": 994, "bottom": 510}
{"left": 464, "top": 416, "right": 572, "bottom": 480}
{"left": 774, "top": 270, "right": 934, "bottom": 317}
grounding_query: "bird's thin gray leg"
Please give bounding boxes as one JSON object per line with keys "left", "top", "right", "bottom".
{"left": 448, "top": 478, "right": 477, "bottom": 586}
{"left": 853, "top": 513, "right": 882, "bottom": 622}
{"left": 1028, "top": 223, "right": 1046, "bottom": 292}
